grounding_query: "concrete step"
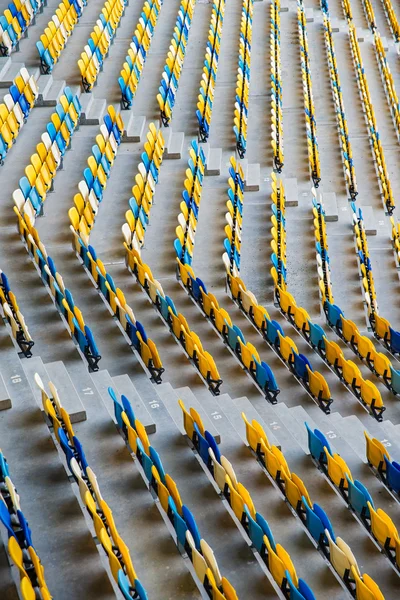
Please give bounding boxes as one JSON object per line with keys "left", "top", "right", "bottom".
{"left": 112, "top": 374, "right": 156, "bottom": 433}
{"left": 78, "top": 92, "right": 94, "bottom": 123}
{"left": 0, "top": 372, "right": 11, "bottom": 410}
{"left": 0, "top": 62, "right": 28, "bottom": 88}
{"left": 41, "top": 79, "right": 66, "bottom": 107}
{"left": 21, "top": 355, "right": 51, "bottom": 409}
{"left": 322, "top": 192, "right": 338, "bottom": 222}
{"left": 283, "top": 177, "right": 299, "bottom": 207}
{"left": 0, "top": 57, "right": 11, "bottom": 81}
{"left": 122, "top": 113, "right": 146, "bottom": 143}
{"left": 333, "top": 415, "right": 368, "bottom": 462}
{"left": 44, "top": 361, "right": 87, "bottom": 423}
{"left": 274, "top": 402, "right": 310, "bottom": 453}
{"left": 244, "top": 163, "right": 260, "bottom": 192}
{"left": 361, "top": 206, "right": 377, "bottom": 235}
{"left": 90, "top": 368, "right": 122, "bottom": 418}
{"left": 85, "top": 98, "right": 106, "bottom": 126}
{"left": 165, "top": 130, "right": 184, "bottom": 159}
{"left": 37, "top": 74, "right": 53, "bottom": 104}
{"left": 173, "top": 385, "right": 221, "bottom": 443}
{"left": 205, "top": 147, "right": 222, "bottom": 176}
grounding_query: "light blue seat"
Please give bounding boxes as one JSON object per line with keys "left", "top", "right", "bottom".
{"left": 384, "top": 456, "right": 400, "bottom": 494}
{"left": 305, "top": 422, "right": 331, "bottom": 464}
{"left": 149, "top": 446, "right": 166, "bottom": 484}
{"left": 325, "top": 301, "right": 343, "bottom": 330}
{"left": 308, "top": 321, "right": 326, "bottom": 352}
{"left": 346, "top": 474, "right": 374, "bottom": 519}
{"left": 389, "top": 365, "right": 400, "bottom": 395}
{"left": 109, "top": 386, "right": 124, "bottom": 428}
{"left": 265, "top": 318, "right": 284, "bottom": 346}
{"left": 255, "top": 512, "right": 276, "bottom": 552}
{"left": 245, "top": 507, "right": 264, "bottom": 553}
{"left": 118, "top": 570, "right": 148, "bottom": 600}
{"left": 302, "top": 496, "right": 327, "bottom": 547}
{"left": 313, "top": 503, "right": 335, "bottom": 542}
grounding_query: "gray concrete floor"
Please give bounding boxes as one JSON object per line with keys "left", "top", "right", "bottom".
{"left": 1, "top": 0, "right": 400, "bottom": 597}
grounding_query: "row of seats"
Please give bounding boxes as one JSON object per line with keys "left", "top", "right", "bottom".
{"left": 119, "top": 0, "right": 162, "bottom": 109}
{"left": 307, "top": 424, "right": 400, "bottom": 574}
{"left": 0, "top": 0, "right": 43, "bottom": 56}
{"left": 267, "top": 176, "right": 336, "bottom": 412}
{"left": 35, "top": 376, "right": 148, "bottom": 599}
{"left": 351, "top": 202, "right": 377, "bottom": 319}
{"left": 0, "top": 67, "right": 38, "bottom": 165}
{"left": 271, "top": 0, "right": 283, "bottom": 173}
{"left": 311, "top": 190, "right": 334, "bottom": 307}
{"left": 174, "top": 139, "right": 205, "bottom": 264}
{"left": 390, "top": 215, "right": 400, "bottom": 268}
{"left": 297, "top": 0, "right": 321, "bottom": 187}
{"left": 110, "top": 388, "right": 238, "bottom": 599}
{"left": 223, "top": 156, "right": 243, "bottom": 276}
{"left": 381, "top": 0, "right": 399, "bottom": 42}
{"left": 0, "top": 269, "right": 33, "bottom": 357}
{"left": 123, "top": 122, "right": 164, "bottom": 250}
{"left": 177, "top": 257, "right": 280, "bottom": 401}
{"left": 0, "top": 449, "right": 51, "bottom": 600}
{"left": 178, "top": 402, "right": 316, "bottom": 599}
{"left": 69, "top": 112, "right": 164, "bottom": 383}
{"left": 36, "top": 0, "right": 86, "bottom": 74}
{"left": 196, "top": 0, "right": 225, "bottom": 142}
{"left": 157, "top": 0, "right": 195, "bottom": 126}
{"left": 347, "top": 23, "right": 395, "bottom": 214}
{"left": 374, "top": 32, "right": 399, "bottom": 142}
{"left": 234, "top": 0, "right": 253, "bottom": 158}
{"left": 242, "top": 414, "right": 385, "bottom": 599}
{"left": 322, "top": 11, "right": 357, "bottom": 199}
{"left": 79, "top": 0, "right": 126, "bottom": 92}
{"left": 365, "top": 432, "right": 400, "bottom": 497}
{"left": 13, "top": 207, "right": 101, "bottom": 370}
{"left": 122, "top": 129, "right": 222, "bottom": 394}
{"left": 361, "top": 0, "right": 376, "bottom": 30}
{"left": 13, "top": 87, "right": 81, "bottom": 221}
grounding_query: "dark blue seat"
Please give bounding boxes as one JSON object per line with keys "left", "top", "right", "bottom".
{"left": 389, "top": 327, "right": 400, "bottom": 355}
{"left": 194, "top": 423, "right": 210, "bottom": 464}
{"left": 58, "top": 428, "right": 75, "bottom": 471}
{"left": 121, "top": 394, "right": 135, "bottom": 427}
{"left": 286, "top": 570, "right": 307, "bottom": 600}
{"left": 384, "top": 456, "right": 400, "bottom": 494}
{"left": 265, "top": 319, "right": 284, "bottom": 346}
{"left": 313, "top": 503, "right": 335, "bottom": 541}
{"left": 205, "top": 430, "right": 221, "bottom": 463}
{"left": 149, "top": 446, "right": 166, "bottom": 484}
{"left": 73, "top": 436, "right": 89, "bottom": 474}
{"left": 182, "top": 505, "right": 201, "bottom": 550}
{"left": 0, "top": 500, "right": 17, "bottom": 539}
{"left": 293, "top": 352, "right": 312, "bottom": 381}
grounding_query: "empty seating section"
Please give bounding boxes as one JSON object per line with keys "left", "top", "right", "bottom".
{"left": 307, "top": 423, "right": 400, "bottom": 575}
{"left": 36, "top": 0, "right": 86, "bottom": 74}
{"left": 0, "top": 0, "right": 42, "bottom": 56}
{"left": 365, "top": 431, "right": 400, "bottom": 498}
{"left": 380, "top": 0, "right": 399, "bottom": 42}
{"left": 0, "top": 449, "right": 51, "bottom": 599}
{"left": 234, "top": 0, "right": 252, "bottom": 158}
{"left": 271, "top": 0, "right": 283, "bottom": 173}
{"left": 0, "top": 269, "right": 33, "bottom": 357}
{"left": 178, "top": 401, "right": 316, "bottom": 598}
{"left": 13, "top": 207, "right": 101, "bottom": 370}
{"left": 111, "top": 388, "right": 238, "bottom": 599}
{"left": 69, "top": 111, "right": 164, "bottom": 382}
{"left": 347, "top": 23, "right": 395, "bottom": 214}
{"left": 374, "top": 33, "right": 399, "bottom": 143}
{"left": 118, "top": 0, "right": 162, "bottom": 108}
{"left": 298, "top": 0, "right": 320, "bottom": 187}
{"left": 0, "top": 67, "right": 38, "bottom": 165}
{"left": 174, "top": 140, "right": 205, "bottom": 264}
{"left": 270, "top": 172, "right": 286, "bottom": 290}
{"left": 196, "top": 0, "right": 225, "bottom": 142}
{"left": 78, "top": 0, "right": 126, "bottom": 92}
{"left": 350, "top": 203, "right": 377, "bottom": 320}
{"left": 122, "top": 127, "right": 221, "bottom": 394}
{"left": 323, "top": 12, "right": 357, "bottom": 199}
{"left": 240, "top": 413, "right": 387, "bottom": 597}
{"left": 35, "top": 377, "right": 148, "bottom": 599}
{"left": 223, "top": 156, "right": 243, "bottom": 277}
{"left": 13, "top": 87, "right": 81, "bottom": 220}
{"left": 122, "top": 122, "right": 164, "bottom": 251}
{"left": 157, "top": 0, "right": 196, "bottom": 125}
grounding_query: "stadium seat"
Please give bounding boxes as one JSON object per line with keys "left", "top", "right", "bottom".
{"left": 233, "top": 0, "right": 253, "bottom": 157}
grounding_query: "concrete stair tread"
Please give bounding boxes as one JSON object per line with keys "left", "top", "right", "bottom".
{"left": 123, "top": 114, "right": 146, "bottom": 143}
{"left": 22, "top": 356, "right": 51, "bottom": 408}
{"left": 274, "top": 402, "right": 310, "bottom": 453}
{"left": 0, "top": 62, "right": 28, "bottom": 88}
{"left": 111, "top": 374, "right": 156, "bottom": 433}
{"left": 205, "top": 147, "right": 222, "bottom": 176}
{"left": 224, "top": 393, "right": 281, "bottom": 448}
{"left": 173, "top": 385, "right": 221, "bottom": 443}
{"left": 244, "top": 162, "right": 260, "bottom": 191}
{"left": 0, "top": 372, "right": 11, "bottom": 410}
{"left": 41, "top": 78, "right": 65, "bottom": 107}
{"left": 83, "top": 98, "right": 106, "bottom": 125}
{"left": 44, "top": 360, "right": 86, "bottom": 423}
{"left": 0, "top": 57, "right": 11, "bottom": 81}
{"left": 165, "top": 130, "right": 184, "bottom": 159}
